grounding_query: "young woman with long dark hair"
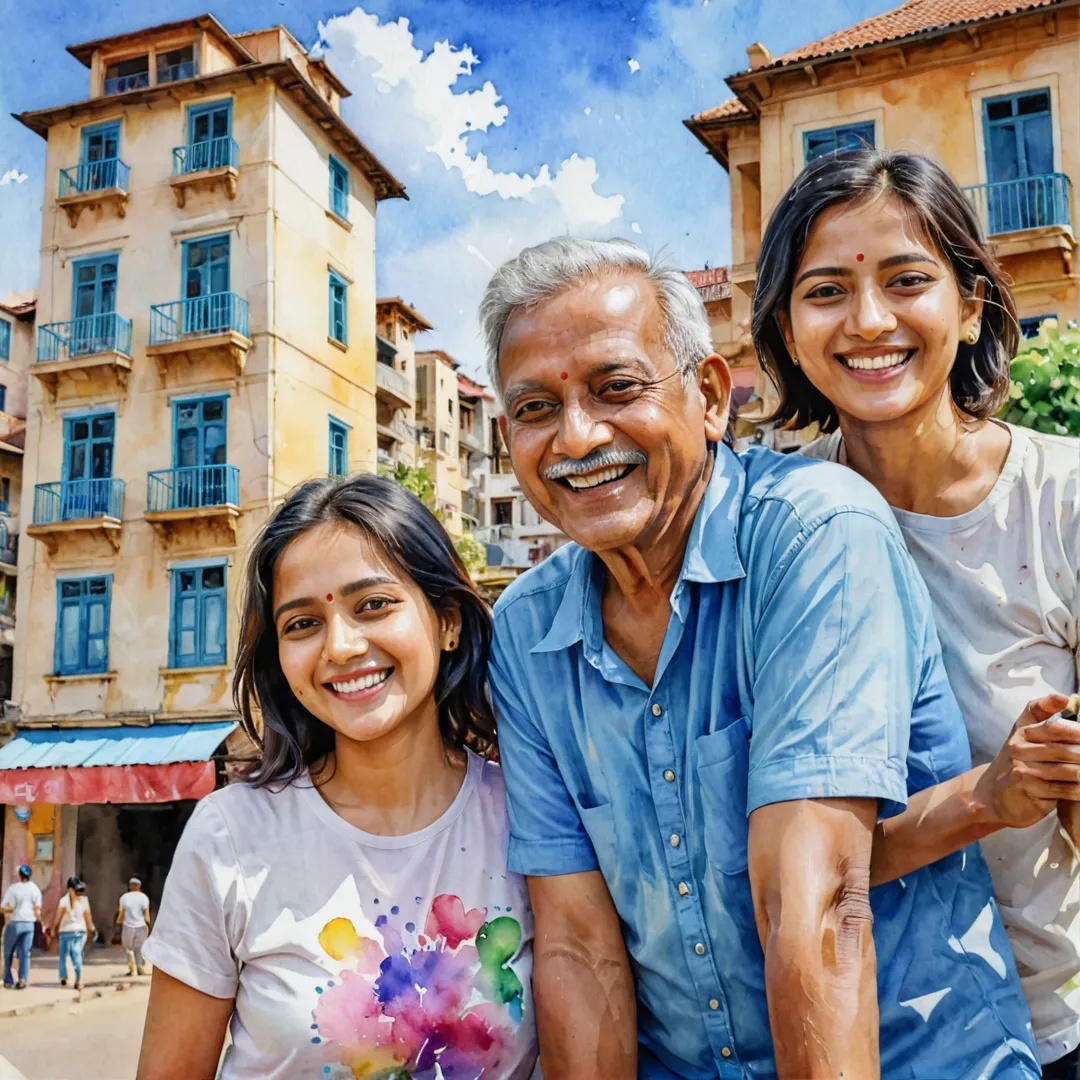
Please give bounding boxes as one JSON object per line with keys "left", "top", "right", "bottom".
{"left": 136, "top": 474, "right": 538, "bottom": 1080}
{"left": 753, "top": 147, "right": 1080, "bottom": 1076}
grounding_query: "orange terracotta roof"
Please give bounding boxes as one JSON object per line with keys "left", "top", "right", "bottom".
{"left": 767, "top": 0, "right": 1059, "bottom": 70}
{"left": 418, "top": 349, "right": 460, "bottom": 370}
{"left": 457, "top": 374, "right": 494, "bottom": 400}
{"left": 376, "top": 297, "right": 434, "bottom": 332}
{"left": 690, "top": 98, "right": 751, "bottom": 123}
{"left": 684, "top": 267, "right": 732, "bottom": 303}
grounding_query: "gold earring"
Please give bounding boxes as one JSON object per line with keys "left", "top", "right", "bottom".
{"left": 791, "top": 353, "right": 800, "bottom": 367}
{"left": 967, "top": 325, "right": 979, "bottom": 344}
{"left": 444, "top": 636, "right": 458, "bottom": 653}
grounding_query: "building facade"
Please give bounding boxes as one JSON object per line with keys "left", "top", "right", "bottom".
{"left": 686, "top": 0, "right": 1080, "bottom": 440}
{"left": 415, "top": 350, "right": 463, "bottom": 538}
{"left": 375, "top": 297, "right": 431, "bottom": 472}
{"left": 0, "top": 14, "right": 403, "bottom": 920}
{"left": 456, "top": 372, "right": 494, "bottom": 533}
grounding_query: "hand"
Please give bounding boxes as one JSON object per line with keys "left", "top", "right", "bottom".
{"left": 974, "top": 694, "right": 1080, "bottom": 830}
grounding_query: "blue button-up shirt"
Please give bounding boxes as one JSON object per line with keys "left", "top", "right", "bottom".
{"left": 490, "top": 444, "right": 1038, "bottom": 1079}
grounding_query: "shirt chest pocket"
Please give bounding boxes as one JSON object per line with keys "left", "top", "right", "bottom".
{"left": 695, "top": 716, "right": 751, "bottom": 876}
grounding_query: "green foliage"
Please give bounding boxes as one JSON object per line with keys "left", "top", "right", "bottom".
{"left": 386, "top": 462, "right": 435, "bottom": 505}
{"left": 453, "top": 532, "right": 488, "bottom": 577}
{"left": 998, "top": 318, "right": 1080, "bottom": 437}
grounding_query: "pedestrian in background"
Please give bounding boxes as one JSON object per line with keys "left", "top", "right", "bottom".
{"left": 52, "top": 876, "right": 94, "bottom": 989}
{"left": 116, "top": 877, "right": 150, "bottom": 977}
{"left": 1, "top": 865, "right": 42, "bottom": 989}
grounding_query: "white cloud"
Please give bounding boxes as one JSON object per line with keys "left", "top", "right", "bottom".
{"left": 0, "top": 169, "right": 28, "bottom": 186}
{"left": 628, "top": 58, "right": 640, "bottom": 73}
{"left": 317, "top": 9, "right": 623, "bottom": 225}
{"left": 631, "top": 221, "right": 642, "bottom": 234}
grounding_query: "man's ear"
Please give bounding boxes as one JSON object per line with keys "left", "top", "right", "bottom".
{"left": 699, "top": 355, "right": 733, "bottom": 443}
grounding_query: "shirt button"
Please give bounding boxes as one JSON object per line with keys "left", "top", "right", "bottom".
{"left": 709, "top": 998, "right": 720, "bottom": 1010}
{"left": 663, "top": 769, "right": 675, "bottom": 782}
{"left": 721, "top": 1047, "right": 732, "bottom": 1058}
{"left": 651, "top": 703, "right": 663, "bottom": 717}
{"left": 677, "top": 882, "right": 689, "bottom": 896}
{"left": 694, "top": 942, "right": 705, "bottom": 955}
{"left": 669, "top": 833, "right": 680, "bottom": 847}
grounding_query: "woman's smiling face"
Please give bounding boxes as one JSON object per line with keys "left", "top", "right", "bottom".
{"left": 272, "top": 522, "right": 458, "bottom": 748}
{"left": 783, "top": 192, "right": 983, "bottom": 426}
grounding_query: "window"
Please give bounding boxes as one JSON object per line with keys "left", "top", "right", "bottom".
{"left": 493, "top": 499, "right": 513, "bottom": 526}
{"left": 62, "top": 412, "right": 115, "bottom": 518}
{"left": 329, "top": 155, "right": 349, "bottom": 220}
{"left": 104, "top": 56, "right": 149, "bottom": 95}
{"left": 328, "top": 270, "right": 348, "bottom": 345}
{"left": 79, "top": 122, "right": 121, "bottom": 192}
{"left": 169, "top": 564, "right": 227, "bottom": 668}
{"left": 328, "top": 417, "right": 350, "bottom": 477}
{"left": 1, "top": 478, "right": 9, "bottom": 513}
{"left": 55, "top": 576, "right": 111, "bottom": 675}
{"left": 71, "top": 253, "right": 119, "bottom": 356}
{"left": 0, "top": 320, "right": 9, "bottom": 362}
{"left": 157, "top": 45, "right": 196, "bottom": 85}
{"left": 182, "top": 235, "right": 231, "bottom": 333}
{"left": 185, "top": 100, "right": 234, "bottom": 171}
{"left": 173, "top": 396, "right": 228, "bottom": 508}
{"left": 804, "top": 121, "right": 875, "bottom": 163}
{"left": 1019, "top": 315, "right": 1053, "bottom": 338}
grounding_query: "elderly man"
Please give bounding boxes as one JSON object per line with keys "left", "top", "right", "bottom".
{"left": 482, "top": 238, "right": 1039, "bottom": 1078}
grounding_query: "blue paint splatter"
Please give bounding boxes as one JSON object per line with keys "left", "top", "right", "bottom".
{"left": 495, "top": 905, "right": 501, "bottom": 911}
{"left": 311, "top": 1036, "right": 322, "bottom": 1044}
{"left": 460, "top": 846, "right": 466, "bottom": 852}
{"left": 405, "top": 921, "right": 415, "bottom": 933}
{"left": 375, "top": 914, "right": 388, "bottom": 928}
{"left": 414, "top": 896, "right": 422, "bottom": 904}
{"left": 326, "top": 980, "right": 334, "bottom": 987}
{"left": 506, "top": 906, "right": 512, "bottom": 912}
{"left": 373, "top": 898, "right": 379, "bottom": 905}
{"left": 315, "top": 986, "right": 323, "bottom": 994}
{"left": 391, "top": 905, "right": 399, "bottom": 915}
{"left": 310, "top": 1023, "right": 318, "bottom": 1030}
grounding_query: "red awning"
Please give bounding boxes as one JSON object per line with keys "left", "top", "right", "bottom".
{"left": 0, "top": 762, "right": 216, "bottom": 805}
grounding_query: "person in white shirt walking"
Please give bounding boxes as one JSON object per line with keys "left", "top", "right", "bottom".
{"left": 52, "top": 877, "right": 95, "bottom": 989}
{"left": 2, "top": 865, "right": 42, "bottom": 989}
{"left": 116, "top": 878, "right": 150, "bottom": 976}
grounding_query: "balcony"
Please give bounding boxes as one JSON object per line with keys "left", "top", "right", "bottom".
{"left": 170, "top": 137, "right": 239, "bottom": 207}
{"left": 375, "top": 360, "right": 413, "bottom": 409}
{"left": 459, "top": 426, "right": 487, "bottom": 456}
{"left": 377, "top": 414, "right": 416, "bottom": 445}
{"left": 146, "top": 293, "right": 251, "bottom": 381}
{"left": 146, "top": 464, "right": 240, "bottom": 548}
{"left": 34, "top": 313, "right": 133, "bottom": 398}
{"left": 27, "top": 478, "right": 125, "bottom": 555}
{"left": 963, "top": 173, "right": 1074, "bottom": 267}
{"left": 104, "top": 71, "right": 148, "bottom": 96}
{"left": 56, "top": 158, "right": 129, "bottom": 227}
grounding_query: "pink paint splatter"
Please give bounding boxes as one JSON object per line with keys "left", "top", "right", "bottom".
{"left": 425, "top": 894, "right": 488, "bottom": 949}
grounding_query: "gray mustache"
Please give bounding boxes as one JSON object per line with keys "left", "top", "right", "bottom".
{"left": 544, "top": 448, "right": 647, "bottom": 480}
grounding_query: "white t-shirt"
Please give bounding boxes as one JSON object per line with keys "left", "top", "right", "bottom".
{"left": 1, "top": 881, "right": 41, "bottom": 923}
{"left": 144, "top": 750, "right": 538, "bottom": 1080}
{"left": 119, "top": 890, "right": 149, "bottom": 929}
{"left": 803, "top": 422, "right": 1080, "bottom": 1061}
{"left": 57, "top": 894, "right": 90, "bottom": 934}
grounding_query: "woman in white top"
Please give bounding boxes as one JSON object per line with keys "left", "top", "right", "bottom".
{"left": 752, "top": 147, "right": 1080, "bottom": 1076}
{"left": 51, "top": 876, "right": 94, "bottom": 989}
{"left": 138, "top": 475, "right": 538, "bottom": 1080}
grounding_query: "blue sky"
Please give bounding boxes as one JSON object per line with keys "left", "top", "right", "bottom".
{"left": 0, "top": 0, "right": 894, "bottom": 377}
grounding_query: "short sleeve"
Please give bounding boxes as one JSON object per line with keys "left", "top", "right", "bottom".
{"left": 489, "top": 616, "right": 598, "bottom": 877}
{"left": 747, "top": 509, "right": 923, "bottom": 819}
{"left": 142, "top": 797, "right": 247, "bottom": 999}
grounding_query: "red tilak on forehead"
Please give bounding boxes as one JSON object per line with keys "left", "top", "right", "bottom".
{"left": 856, "top": 253, "right": 865, "bottom": 262}
{"left": 326, "top": 594, "right": 334, "bottom": 602}
{"left": 560, "top": 372, "right": 568, "bottom": 380}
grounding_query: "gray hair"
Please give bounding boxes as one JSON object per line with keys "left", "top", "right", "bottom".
{"left": 478, "top": 237, "right": 714, "bottom": 397}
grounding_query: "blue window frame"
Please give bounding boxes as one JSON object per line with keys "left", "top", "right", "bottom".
{"left": 181, "top": 234, "right": 230, "bottom": 334}
{"left": 804, "top": 121, "right": 875, "bottom": 163}
{"left": 185, "top": 100, "right": 233, "bottom": 171}
{"left": 0, "top": 320, "right": 10, "bottom": 362}
{"left": 329, "top": 270, "right": 348, "bottom": 345}
{"left": 55, "top": 576, "right": 111, "bottom": 675}
{"left": 1019, "top": 314, "right": 1053, "bottom": 338}
{"left": 329, "top": 155, "right": 349, "bottom": 219}
{"left": 77, "top": 121, "right": 122, "bottom": 192}
{"left": 72, "top": 254, "right": 119, "bottom": 356}
{"left": 984, "top": 89, "right": 1053, "bottom": 184}
{"left": 172, "top": 395, "right": 229, "bottom": 506}
{"left": 1, "top": 478, "right": 9, "bottom": 513}
{"left": 329, "top": 416, "right": 350, "bottom": 477}
{"left": 169, "top": 563, "right": 227, "bottom": 668}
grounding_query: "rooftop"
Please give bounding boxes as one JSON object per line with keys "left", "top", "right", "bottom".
{"left": 376, "top": 297, "right": 434, "bottom": 332}
{"left": 0, "top": 292, "right": 37, "bottom": 321}
{"left": 457, "top": 373, "right": 494, "bottom": 400}
{"left": 418, "top": 349, "right": 460, "bottom": 370}
{"left": 67, "top": 13, "right": 253, "bottom": 67}
{"left": 684, "top": 267, "right": 732, "bottom": 303}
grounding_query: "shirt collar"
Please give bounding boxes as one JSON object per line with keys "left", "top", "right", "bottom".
{"left": 530, "top": 443, "right": 747, "bottom": 655}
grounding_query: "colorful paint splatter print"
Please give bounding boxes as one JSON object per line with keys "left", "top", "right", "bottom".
{"left": 313, "top": 894, "right": 526, "bottom": 1078}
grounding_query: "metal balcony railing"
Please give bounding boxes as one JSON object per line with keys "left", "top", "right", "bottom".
{"left": 172, "top": 137, "right": 239, "bottom": 176}
{"left": 104, "top": 72, "right": 149, "bottom": 95}
{"left": 963, "top": 173, "right": 1072, "bottom": 236}
{"left": 375, "top": 361, "right": 413, "bottom": 403}
{"left": 149, "top": 293, "right": 249, "bottom": 345}
{"left": 158, "top": 61, "right": 196, "bottom": 84}
{"left": 33, "top": 478, "right": 125, "bottom": 524}
{"left": 147, "top": 464, "right": 239, "bottom": 512}
{"left": 37, "top": 313, "right": 132, "bottom": 364}
{"left": 59, "top": 158, "right": 129, "bottom": 197}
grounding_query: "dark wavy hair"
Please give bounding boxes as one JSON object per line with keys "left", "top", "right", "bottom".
{"left": 234, "top": 474, "right": 497, "bottom": 787}
{"left": 752, "top": 148, "right": 1018, "bottom": 432}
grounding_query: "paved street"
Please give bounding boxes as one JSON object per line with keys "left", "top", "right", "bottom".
{"left": 0, "top": 981, "right": 148, "bottom": 1080}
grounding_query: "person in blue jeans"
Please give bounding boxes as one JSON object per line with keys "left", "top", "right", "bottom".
{"left": 2, "top": 865, "right": 42, "bottom": 990}
{"left": 52, "top": 877, "right": 95, "bottom": 989}
{"left": 478, "top": 236, "right": 1080, "bottom": 1079}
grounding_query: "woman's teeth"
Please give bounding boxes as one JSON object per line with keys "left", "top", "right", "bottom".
{"left": 842, "top": 350, "right": 910, "bottom": 371}
{"left": 565, "top": 466, "right": 632, "bottom": 490}
{"left": 332, "top": 669, "right": 391, "bottom": 694}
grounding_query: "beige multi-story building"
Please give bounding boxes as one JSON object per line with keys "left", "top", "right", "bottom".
{"left": 456, "top": 372, "right": 494, "bottom": 532}
{"left": 415, "top": 350, "right": 463, "bottom": 538}
{"left": 686, "top": 0, "right": 1080, "bottom": 443}
{"left": 375, "top": 297, "right": 431, "bottom": 471}
{"left": 0, "top": 14, "right": 404, "bottom": 920}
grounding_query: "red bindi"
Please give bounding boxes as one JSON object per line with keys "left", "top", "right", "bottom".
{"left": 856, "top": 253, "right": 865, "bottom": 262}
{"left": 560, "top": 371, "right": 568, "bottom": 380}
{"left": 326, "top": 593, "right": 334, "bottom": 602}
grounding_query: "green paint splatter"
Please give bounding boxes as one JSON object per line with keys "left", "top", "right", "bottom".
{"left": 476, "top": 916, "right": 524, "bottom": 1021}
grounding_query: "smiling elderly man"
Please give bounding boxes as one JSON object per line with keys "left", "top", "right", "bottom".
{"left": 481, "top": 238, "right": 1038, "bottom": 1079}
